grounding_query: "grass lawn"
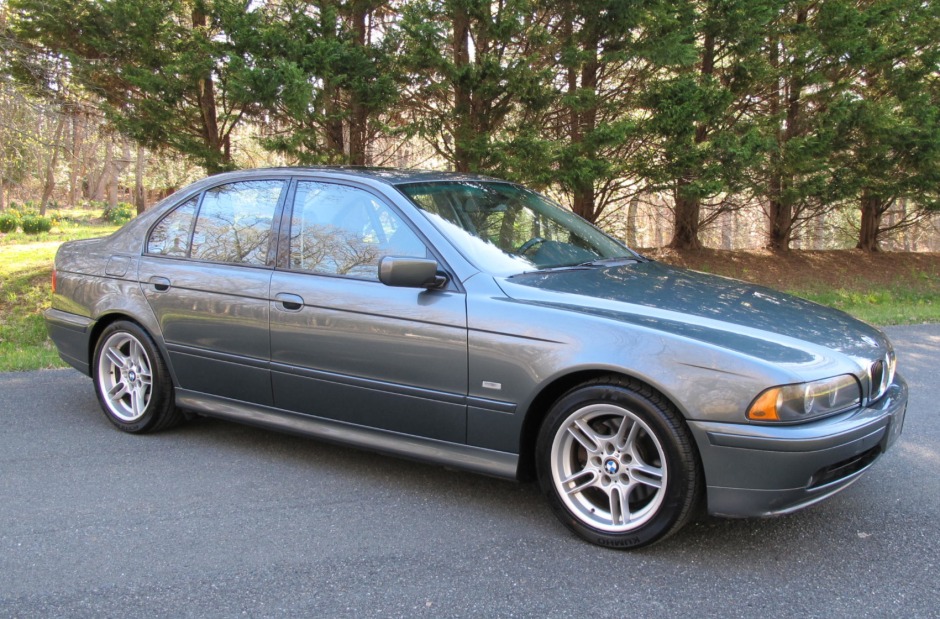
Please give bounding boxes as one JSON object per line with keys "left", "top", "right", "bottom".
{"left": 1, "top": 216, "right": 938, "bottom": 372}
{"left": 0, "top": 209, "right": 119, "bottom": 372}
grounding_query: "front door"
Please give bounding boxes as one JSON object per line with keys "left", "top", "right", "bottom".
{"left": 269, "top": 180, "right": 468, "bottom": 442}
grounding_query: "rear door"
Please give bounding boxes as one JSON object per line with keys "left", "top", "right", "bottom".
{"left": 269, "top": 179, "right": 469, "bottom": 442}
{"left": 139, "top": 179, "right": 287, "bottom": 405}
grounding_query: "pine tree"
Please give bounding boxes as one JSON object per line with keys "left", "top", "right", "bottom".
{"left": 543, "top": 0, "right": 693, "bottom": 224}
{"left": 639, "top": 0, "right": 772, "bottom": 249}
{"left": 825, "top": 0, "right": 940, "bottom": 251}
{"left": 398, "top": 0, "right": 554, "bottom": 178}
{"left": 223, "top": 0, "right": 401, "bottom": 166}
{"left": 10, "top": 0, "right": 250, "bottom": 173}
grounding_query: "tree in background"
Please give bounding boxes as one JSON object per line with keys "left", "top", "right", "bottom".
{"left": 543, "top": 0, "right": 692, "bottom": 224}
{"left": 224, "top": 0, "right": 401, "bottom": 165}
{"left": 0, "top": 81, "right": 33, "bottom": 211}
{"left": 1, "top": 0, "right": 938, "bottom": 249}
{"left": 757, "top": 1, "right": 856, "bottom": 251}
{"left": 639, "top": 0, "right": 771, "bottom": 249}
{"left": 398, "top": 0, "right": 554, "bottom": 177}
{"left": 10, "top": 0, "right": 251, "bottom": 173}
{"left": 825, "top": 0, "right": 940, "bottom": 251}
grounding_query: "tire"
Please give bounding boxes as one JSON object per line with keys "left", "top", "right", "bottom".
{"left": 536, "top": 377, "right": 702, "bottom": 549}
{"left": 92, "top": 320, "right": 182, "bottom": 433}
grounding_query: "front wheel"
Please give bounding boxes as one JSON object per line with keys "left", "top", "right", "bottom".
{"left": 92, "top": 321, "right": 182, "bottom": 433}
{"left": 536, "top": 377, "right": 702, "bottom": 549}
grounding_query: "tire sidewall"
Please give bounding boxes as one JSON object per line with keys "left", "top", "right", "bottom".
{"left": 536, "top": 382, "right": 697, "bottom": 549}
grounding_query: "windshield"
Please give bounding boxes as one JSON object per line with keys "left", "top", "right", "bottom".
{"left": 397, "top": 181, "right": 638, "bottom": 276}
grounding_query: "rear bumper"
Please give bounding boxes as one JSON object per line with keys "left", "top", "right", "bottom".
{"left": 45, "top": 308, "right": 94, "bottom": 376}
{"left": 689, "top": 374, "right": 908, "bottom": 517}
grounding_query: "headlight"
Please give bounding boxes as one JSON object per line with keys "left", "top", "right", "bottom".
{"left": 747, "top": 375, "right": 861, "bottom": 423}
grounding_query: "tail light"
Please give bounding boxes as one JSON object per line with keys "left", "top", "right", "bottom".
{"left": 51, "top": 268, "right": 57, "bottom": 293}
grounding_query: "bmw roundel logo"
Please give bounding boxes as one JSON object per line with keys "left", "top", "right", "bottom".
{"left": 604, "top": 459, "right": 619, "bottom": 475}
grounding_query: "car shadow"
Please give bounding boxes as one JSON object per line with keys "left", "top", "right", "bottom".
{"left": 157, "top": 413, "right": 874, "bottom": 559}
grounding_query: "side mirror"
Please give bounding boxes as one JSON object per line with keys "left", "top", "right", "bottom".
{"left": 378, "top": 256, "right": 447, "bottom": 289}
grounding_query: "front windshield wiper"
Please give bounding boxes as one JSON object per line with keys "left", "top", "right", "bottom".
{"left": 511, "top": 264, "right": 595, "bottom": 276}
{"left": 511, "top": 257, "right": 642, "bottom": 277}
{"left": 575, "top": 256, "right": 643, "bottom": 267}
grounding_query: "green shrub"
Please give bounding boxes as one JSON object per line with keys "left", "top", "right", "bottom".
{"left": 0, "top": 212, "right": 18, "bottom": 233}
{"left": 21, "top": 215, "right": 53, "bottom": 234}
{"left": 102, "top": 202, "right": 135, "bottom": 224}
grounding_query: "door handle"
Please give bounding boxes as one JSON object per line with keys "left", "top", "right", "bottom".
{"left": 149, "top": 276, "right": 171, "bottom": 292}
{"left": 274, "top": 292, "right": 304, "bottom": 311}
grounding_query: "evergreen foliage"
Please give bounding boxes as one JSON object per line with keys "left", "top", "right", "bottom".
{"left": 5, "top": 0, "right": 938, "bottom": 250}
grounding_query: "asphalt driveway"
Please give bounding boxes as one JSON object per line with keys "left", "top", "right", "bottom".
{"left": 1, "top": 324, "right": 938, "bottom": 617}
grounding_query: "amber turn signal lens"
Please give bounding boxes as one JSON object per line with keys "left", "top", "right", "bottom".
{"left": 747, "top": 387, "right": 781, "bottom": 421}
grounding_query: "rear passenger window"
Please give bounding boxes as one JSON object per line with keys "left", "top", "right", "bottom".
{"left": 190, "top": 180, "right": 284, "bottom": 266}
{"left": 147, "top": 197, "right": 197, "bottom": 256}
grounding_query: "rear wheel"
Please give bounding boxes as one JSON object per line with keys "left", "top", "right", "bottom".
{"left": 536, "top": 377, "right": 702, "bottom": 549}
{"left": 92, "top": 321, "right": 181, "bottom": 433}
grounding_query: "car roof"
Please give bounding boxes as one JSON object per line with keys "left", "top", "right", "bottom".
{"left": 210, "top": 166, "right": 508, "bottom": 186}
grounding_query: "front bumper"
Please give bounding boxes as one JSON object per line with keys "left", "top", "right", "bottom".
{"left": 688, "top": 374, "right": 908, "bottom": 517}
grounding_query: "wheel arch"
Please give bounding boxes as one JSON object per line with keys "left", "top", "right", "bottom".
{"left": 516, "top": 369, "right": 697, "bottom": 482}
{"left": 87, "top": 312, "right": 176, "bottom": 386}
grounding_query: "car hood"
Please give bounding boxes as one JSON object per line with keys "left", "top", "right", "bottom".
{"left": 498, "top": 260, "right": 890, "bottom": 366}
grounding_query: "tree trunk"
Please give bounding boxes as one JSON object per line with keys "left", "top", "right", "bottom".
{"left": 766, "top": 9, "right": 806, "bottom": 251}
{"left": 813, "top": 209, "right": 826, "bottom": 250}
{"left": 40, "top": 110, "right": 67, "bottom": 216}
{"left": 107, "top": 166, "right": 118, "bottom": 209}
{"left": 670, "top": 184, "right": 703, "bottom": 250}
{"left": 626, "top": 195, "right": 640, "bottom": 247}
{"left": 668, "top": 28, "right": 716, "bottom": 250}
{"left": 654, "top": 200, "right": 664, "bottom": 248}
{"left": 451, "top": 5, "right": 472, "bottom": 173}
{"left": 565, "top": 18, "right": 600, "bottom": 223}
{"left": 92, "top": 139, "right": 113, "bottom": 201}
{"left": 857, "top": 190, "right": 884, "bottom": 252}
{"left": 135, "top": 145, "right": 147, "bottom": 215}
{"left": 720, "top": 210, "right": 734, "bottom": 250}
{"left": 768, "top": 195, "right": 792, "bottom": 251}
{"left": 347, "top": 3, "right": 369, "bottom": 166}
{"left": 192, "top": 8, "right": 229, "bottom": 173}
{"left": 68, "top": 110, "right": 84, "bottom": 207}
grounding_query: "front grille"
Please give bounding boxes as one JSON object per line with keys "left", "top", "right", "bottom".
{"left": 870, "top": 360, "right": 886, "bottom": 399}
{"left": 808, "top": 446, "right": 881, "bottom": 489}
{"left": 869, "top": 350, "right": 896, "bottom": 403}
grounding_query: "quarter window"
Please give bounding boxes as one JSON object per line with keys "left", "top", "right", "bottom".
{"left": 190, "top": 180, "right": 284, "bottom": 266}
{"left": 289, "top": 182, "right": 426, "bottom": 279}
{"left": 147, "top": 197, "right": 198, "bottom": 257}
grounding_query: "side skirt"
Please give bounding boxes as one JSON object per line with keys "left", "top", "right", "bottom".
{"left": 176, "top": 389, "right": 520, "bottom": 480}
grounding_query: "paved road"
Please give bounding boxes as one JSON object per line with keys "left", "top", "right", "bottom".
{"left": 1, "top": 325, "right": 938, "bottom": 618}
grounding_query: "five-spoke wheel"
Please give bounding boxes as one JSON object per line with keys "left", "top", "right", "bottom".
{"left": 92, "top": 321, "right": 181, "bottom": 433}
{"left": 550, "top": 403, "right": 667, "bottom": 532}
{"left": 97, "top": 330, "right": 153, "bottom": 422}
{"left": 537, "top": 378, "right": 702, "bottom": 548}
